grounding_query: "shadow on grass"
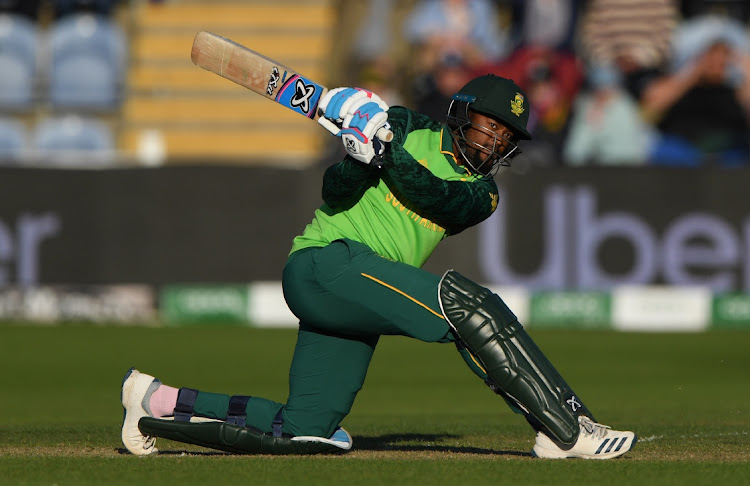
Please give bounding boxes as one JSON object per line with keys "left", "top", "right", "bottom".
{"left": 354, "top": 433, "right": 528, "bottom": 457}
{"left": 116, "top": 447, "right": 229, "bottom": 456}
{"left": 116, "top": 434, "right": 528, "bottom": 458}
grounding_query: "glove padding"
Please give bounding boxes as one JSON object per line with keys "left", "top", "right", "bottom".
{"left": 318, "top": 87, "right": 390, "bottom": 165}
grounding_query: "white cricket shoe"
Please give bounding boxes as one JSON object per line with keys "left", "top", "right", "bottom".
{"left": 532, "top": 416, "right": 637, "bottom": 460}
{"left": 121, "top": 367, "right": 160, "bottom": 456}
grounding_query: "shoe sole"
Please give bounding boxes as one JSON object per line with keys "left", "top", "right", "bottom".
{"left": 121, "top": 367, "right": 158, "bottom": 455}
{"left": 532, "top": 434, "right": 638, "bottom": 459}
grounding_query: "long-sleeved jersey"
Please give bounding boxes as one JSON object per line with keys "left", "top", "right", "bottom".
{"left": 289, "top": 106, "right": 499, "bottom": 268}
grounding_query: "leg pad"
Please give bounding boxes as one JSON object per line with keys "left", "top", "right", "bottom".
{"left": 138, "top": 417, "right": 352, "bottom": 455}
{"left": 439, "top": 270, "right": 594, "bottom": 446}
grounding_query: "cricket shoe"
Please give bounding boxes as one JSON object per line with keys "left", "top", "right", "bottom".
{"left": 121, "top": 367, "right": 160, "bottom": 456}
{"left": 531, "top": 416, "right": 637, "bottom": 460}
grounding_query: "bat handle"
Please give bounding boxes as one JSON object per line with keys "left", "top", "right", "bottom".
{"left": 317, "top": 117, "right": 340, "bottom": 136}
{"left": 318, "top": 117, "right": 394, "bottom": 143}
{"left": 375, "top": 126, "right": 394, "bottom": 143}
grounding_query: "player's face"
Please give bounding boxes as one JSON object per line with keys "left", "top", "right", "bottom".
{"left": 461, "top": 112, "right": 516, "bottom": 173}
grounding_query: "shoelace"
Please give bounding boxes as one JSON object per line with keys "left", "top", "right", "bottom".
{"left": 579, "top": 416, "right": 610, "bottom": 439}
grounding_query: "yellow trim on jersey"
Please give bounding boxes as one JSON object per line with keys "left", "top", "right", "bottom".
{"left": 361, "top": 271, "right": 487, "bottom": 374}
{"left": 439, "top": 129, "right": 459, "bottom": 164}
{"left": 360, "top": 273, "right": 444, "bottom": 319}
{"left": 440, "top": 128, "right": 472, "bottom": 177}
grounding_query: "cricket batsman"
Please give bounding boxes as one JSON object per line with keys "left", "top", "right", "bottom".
{"left": 122, "top": 74, "right": 637, "bottom": 459}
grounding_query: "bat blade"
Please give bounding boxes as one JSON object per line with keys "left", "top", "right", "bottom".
{"left": 191, "top": 31, "right": 327, "bottom": 120}
{"left": 190, "top": 31, "right": 393, "bottom": 141}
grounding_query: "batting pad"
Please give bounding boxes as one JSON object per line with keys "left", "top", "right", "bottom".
{"left": 138, "top": 417, "right": 352, "bottom": 455}
{"left": 439, "top": 270, "right": 594, "bottom": 447}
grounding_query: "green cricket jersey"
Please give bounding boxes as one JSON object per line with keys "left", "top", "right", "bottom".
{"left": 289, "top": 106, "right": 499, "bottom": 268}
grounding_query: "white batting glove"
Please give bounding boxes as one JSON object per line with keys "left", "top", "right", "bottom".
{"left": 340, "top": 102, "right": 390, "bottom": 164}
{"left": 317, "top": 87, "right": 390, "bottom": 165}
{"left": 318, "top": 87, "right": 388, "bottom": 124}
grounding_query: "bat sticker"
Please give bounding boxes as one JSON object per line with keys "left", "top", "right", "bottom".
{"left": 275, "top": 74, "right": 323, "bottom": 118}
{"left": 290, "top": 79, "right": 315, "bottom": 113}
{"left": 266, "top": 66, "right": 280, "bottom": 95}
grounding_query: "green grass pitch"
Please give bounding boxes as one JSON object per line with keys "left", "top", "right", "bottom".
{"left": 1, "top": 324, "right": 748, "bottom": 485}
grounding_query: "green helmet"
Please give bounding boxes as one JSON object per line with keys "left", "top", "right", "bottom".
{"left": 447, "top": 74, "right": 531, "bottom": 176}
{"left": 452, "top": 74, "right": 532, "bottom": 140}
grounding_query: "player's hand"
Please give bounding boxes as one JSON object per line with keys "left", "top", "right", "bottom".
{"left": 340, "top": 100, "right": 390, "bottom": 165}
{"left": 318, "top": 87, "right": 388, "bottom": 124}
{"left": 318, "top": 87, "right": 390, "bottom": 164}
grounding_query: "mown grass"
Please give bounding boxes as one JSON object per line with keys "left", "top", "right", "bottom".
{"left": 0, "top": 325, "right": 748, "bottom": 485}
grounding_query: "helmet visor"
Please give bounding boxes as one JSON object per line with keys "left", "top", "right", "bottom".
{"left": 447, "top": 99, "right": 523, "bottom": 176}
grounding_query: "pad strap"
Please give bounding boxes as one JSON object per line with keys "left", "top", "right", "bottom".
{"left": 173, "top": 387, "right": 199, "bottom": 422}
{"left": 226, "top": 395, "right": 252, "bottom": 427}
{"left": 272, "top": 408, "right": 284, "bottom": 437}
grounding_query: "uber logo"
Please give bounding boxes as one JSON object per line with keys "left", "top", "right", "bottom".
{"left": 0, "top": 213, "right": 61, "bottom": 287}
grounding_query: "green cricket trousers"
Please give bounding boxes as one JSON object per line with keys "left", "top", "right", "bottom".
{"left": 187, "top": 238, "right": 487, "bottom": 437}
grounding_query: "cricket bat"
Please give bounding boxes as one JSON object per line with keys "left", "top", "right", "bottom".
{"left": 190, "top": 31, "right": 393, "bottom": 142}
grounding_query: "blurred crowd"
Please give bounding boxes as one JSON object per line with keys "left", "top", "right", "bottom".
{"left": 2, "top": 0, "right": 750, "bottom": 169}
{"left": 348, "top": 0, "right": 750, "bottom": 168}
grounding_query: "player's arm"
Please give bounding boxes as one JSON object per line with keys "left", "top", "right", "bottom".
{"left": 321, "top": 156, "right": 380, "bottom": 210}
{"left": 383, "top": 107, "right": 498, "bottom": 234}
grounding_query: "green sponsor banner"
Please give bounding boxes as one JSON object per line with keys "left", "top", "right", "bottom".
{"left": 529, "top": 291, "right": 611, "bottom": 329}
{"left": 160, "top": 285, "right": 250, "bottom": 325}
{"left": 711, "top": 293, "right": 750, "bottom": 329}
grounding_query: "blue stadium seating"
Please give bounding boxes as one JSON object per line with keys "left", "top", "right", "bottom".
{"left": 0, "top": 14, "right": 38, "bottom": 110}
{"left": 33, "top": 115, "right": 113, "bottom": 152}
{"left": 0, "top": 117, "right": 27, "bottom": 162}
{"left": 53, "top": 0, "right": 118, "bottom": 19}
{"left": 47, "top": 13, "right": 126, "bottom": 110}
{"left": 0, "top": 0, "right": 42, "bottom": 21}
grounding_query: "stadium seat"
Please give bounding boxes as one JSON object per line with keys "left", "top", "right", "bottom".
{"left": 0, "top": 117, "right": 27, "bottom": 162}
{"left": 0, "top": 14, "right": 38, "bottom": 111}
{"left": 0, "top": 0, "right": 42, "bottom": 21}
{"left": 52, "top": 0, "right": 118, "bottom": 19}
{"left": 32, "top": 115, "right": 114, "bottom": 154}
{"left": 47, "top": 13, "right": 126, "bottom": 110}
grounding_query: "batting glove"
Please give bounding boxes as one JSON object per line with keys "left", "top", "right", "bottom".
{"left": 318, "top": 87, "right": 390, "bottom": 165}
{"left": 340, "top": 101, "right": 389, "bottom": 165}
{"left": 318, "top": 87, "right": 388, "bottom": 124}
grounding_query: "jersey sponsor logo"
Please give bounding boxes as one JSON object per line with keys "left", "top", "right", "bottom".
{"left": 385, "top": 192, "right": 445, "bottom": 234}
{"left": 511, "top": 93, "right": 525, "bottom": 117}
{"left": 275, "top": 74, "right": 323, "bottom": 118}
{"left": 490, "top": 192, "right": 498, "bottom": 212}
{"left": 266, "top": 66, "right": 280, "bottom": 95}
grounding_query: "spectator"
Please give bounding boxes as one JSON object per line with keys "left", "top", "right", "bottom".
{"left": 474, "top": 44, "right": 584, "bottom": 166}
{"left": 680, "top": 0, "right": 750, "bottom": 23}
{"left": 403, "top": 0, "right": 510, "bottom": 119}
{"left": 563, "top": 63, "right": 653, "bottom": 165}
{"left": 508, "top": 0, "right": 582, "bottom": 53}
{"left": 403, "top": 0, "right": 509, "bottom": 72}
{"left": 579, "top": 0, "right": 679, "bottom": 101}
{"left": 641, "top": 15, "right": 750, "bottom": 167}
{"left": 412, "top": 54, "right": 473, "bottom": 121}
